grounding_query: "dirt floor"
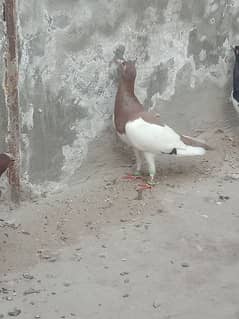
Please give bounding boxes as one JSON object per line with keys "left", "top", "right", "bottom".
{"left": 1, "top": 117, "right": 239, "bottom": 318}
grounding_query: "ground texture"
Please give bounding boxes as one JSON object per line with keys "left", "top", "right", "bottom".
{"left": 1, "top": 124, "right": 239, "bottom": 319}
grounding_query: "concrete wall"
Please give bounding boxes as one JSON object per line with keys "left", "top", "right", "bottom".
{"left": 0, "top": 0, "right": 239, "bottom": 193}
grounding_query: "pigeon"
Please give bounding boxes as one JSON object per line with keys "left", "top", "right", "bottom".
{"left": 113, "top": 60, "right": 212, "bottom": 188}
{"left": 0, "top": 153, "right": 14, "bottom": 178}
{"left": 231, "top": 45, "right": 239, "bottom": 113}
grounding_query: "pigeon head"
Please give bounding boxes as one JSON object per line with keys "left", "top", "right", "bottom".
{"left": 117, "top": 59, "right": 137, "bottom": 82}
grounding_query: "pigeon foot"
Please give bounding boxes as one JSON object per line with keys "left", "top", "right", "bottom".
{"left": 121, "top": 172, "right": 142, "bottom": 181}
{"left": 136, "top": 182, "right": 153, "bottom": 191}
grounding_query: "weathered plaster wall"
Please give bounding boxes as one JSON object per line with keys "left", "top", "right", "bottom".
{"left": 0, "top": 0, "right": 239, "bottom": 193}
{"left": 0, "top": 0, "right": 7, "bottom": 152}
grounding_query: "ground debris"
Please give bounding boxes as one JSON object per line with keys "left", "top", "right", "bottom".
{"left": 120, "top": 272, "right": 129, "bottom": 276}
{"left": 8, "top": 308, "right": 21, "bottom": 317}
{"left": 224, "top": 174, "right": 239, "bottom": 181}
{"left": 136, "top": 189, "right": 143, "bottom": 200}
{"left": 153, "top": 300, "right": 161, "bottom": 309}
{"left": 22, "top": 273, "right": 34, "bottom": 280}
{"left": 23, "top": 288, "right": 40, "bottom": 296}
{"left": 20, "top": 230, "right": 31, "bottom": 235}
{"left": 0, "top": 220, "right": 20, "bottom": 229}
{"left": 218, "top": 195, "right": 230, "bottom": 201}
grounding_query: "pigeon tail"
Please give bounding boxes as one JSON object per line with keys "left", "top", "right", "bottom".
{"left": 173, "top": 134, "right": 213, "bottom": 156}
{"left": 180, "top": 135, "right": 213, "bottom": 151}
{"left": 175, "top": 145, "right": 206, "bottom": 156}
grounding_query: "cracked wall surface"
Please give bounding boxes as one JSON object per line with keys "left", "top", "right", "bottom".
{"left": 0, "top": 0, "right": 239, "bottom": 193}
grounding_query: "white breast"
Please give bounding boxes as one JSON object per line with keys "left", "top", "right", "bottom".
{"left": 125, "top": 117, "right": 185, "bottom": 154}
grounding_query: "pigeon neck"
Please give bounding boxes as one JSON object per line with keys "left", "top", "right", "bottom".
{"left": 119, "top": 79, "right": 135, "bottom": 95}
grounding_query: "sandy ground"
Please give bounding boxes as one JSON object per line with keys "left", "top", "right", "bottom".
{"left": 1, "top": 118, "right": 239, "bottom": 318}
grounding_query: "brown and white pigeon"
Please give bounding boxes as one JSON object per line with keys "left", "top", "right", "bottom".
{"left": 0, "top": 153, "right": 14, "bottom": 178}
{"left": 113, "top": 60, "right": 212, "bottom": 188}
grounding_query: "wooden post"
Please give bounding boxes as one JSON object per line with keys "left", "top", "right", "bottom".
{"left": 3, "top": 0, "right": 21, "bottom": 205}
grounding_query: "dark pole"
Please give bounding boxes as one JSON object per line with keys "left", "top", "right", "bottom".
{"left": 3, "top": 0, "right": 21, "bottom": 205}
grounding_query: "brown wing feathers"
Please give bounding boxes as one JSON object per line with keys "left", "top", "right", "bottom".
{"left": 180, "top": 135, "right": 213, "bottom": 151}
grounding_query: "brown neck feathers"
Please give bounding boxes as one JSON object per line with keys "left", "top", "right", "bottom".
{"left": 118, "top": 79, "right": 135, "bottom": 95}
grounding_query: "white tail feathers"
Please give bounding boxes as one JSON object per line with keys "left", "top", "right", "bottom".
{"left": 176, "top": 146, "right": 206, "bottom": 156}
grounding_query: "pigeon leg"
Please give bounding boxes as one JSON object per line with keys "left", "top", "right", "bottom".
{"left": 121, "top": 148, "right": 143, "bottom": 181}
{"left": 137, "top": 152, "right": 156, "bottom": 190}
{"left": 133, "top": 148, "right": 143, "bottom": 176}
{"left": 144, "top": 152, "right": 156, "bottom": 180}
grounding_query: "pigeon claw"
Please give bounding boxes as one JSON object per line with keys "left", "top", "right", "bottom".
{"left": 136, "top": 183, "right": 153, "bottom": 191}
{"left": 121, "top": 173, "right": 142, "bottom": 181}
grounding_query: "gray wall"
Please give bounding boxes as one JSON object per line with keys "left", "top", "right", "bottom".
{"left": 1, "top": 0, "right": 239, "bottom": 191}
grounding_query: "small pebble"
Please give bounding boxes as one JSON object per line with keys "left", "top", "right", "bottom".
{"left": 120, "top": 219, "right": 128, "bottom": 223}
{"left": 23, "top": 288, "right": 40, "bottom": 296}
{"left": 219, "top": 195, "right": 230, "bottom": 201}
{"left": 120, "top": 272, "right": 129, "bottom": 276}
{"left": 23, "top": 273, "right": 34, "bottom": 280}
{"left": 8, "top": 308, "right": 21, "bottom": 317}
{"left": 6, "top": 296, "right": 13, "bottom": 301}
{"left": 153, "top": 301, "right": 161, "bottom": 309}
{"left": 21, "top": 230, "right": 31, "bottom": 235}
{"left": 181, "top": 262, "right": 190, "bottom": 268}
